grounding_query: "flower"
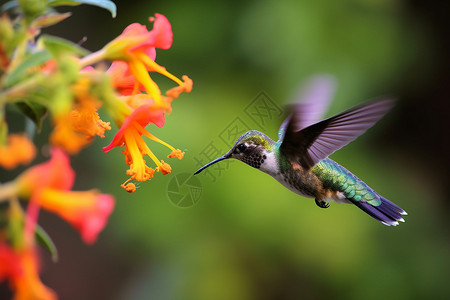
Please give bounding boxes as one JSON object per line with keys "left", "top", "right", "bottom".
{"left": 50, "top": 75, "right": 111, "bottom": 155}
{"left": 0, "top": 134, "right": 36, "bottom": 170}
{"left": 103, "top": 13, "right": 172, "bottom": 61}
{"left": 78, "top": 13, "right": 193, "bottom": 191}
{"left": 17, "top": 148, "right": 74, "bottom": 195}
{"left": 0, "top": 243, "right": 21, "bottom": 281}
{"left": 17, "top": 149, "right": 115, "bottom": 244}
{"left": 50, "top": 114, "right": 93, "bottom": 155}
{"left": 103, "top": 103, "right": 166, "bottom": 182}
{"left": 86, "top": 14, "right": 189, "bottom": 108}
{"left": 103, "top": 99, "right": 186, "bottom": 190}
{"left": 37, "top": 189, "right": 115, "bottom": 244}
{"left": 70, "top": 76, "right": 112, "bottom": 139}
{"left": 106, "top": 57, "right": 193, "bottom": 111}
{"left": 0, "top": 244, "right": 57, "bottom": 300}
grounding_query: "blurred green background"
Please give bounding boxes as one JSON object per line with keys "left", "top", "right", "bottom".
{"left": 5, "top": 0, "right": 450, "bottom": 299}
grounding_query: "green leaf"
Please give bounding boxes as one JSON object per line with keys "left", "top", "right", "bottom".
{"left": 47, "top": 0, "right": 117, "bottom": 18}
{"left": 39, "top": 34, "right": 89, "bottom": 57}
{"left": 35, "top": 224, "right": 58, "bottom": 262}
{"left": 32, "top": 12, "right": 72, "bottom": 28}
{"left": 5, "top": 51, "right": 51, "bottom": 87}
{"left": 15, "top": 101, "right": 48, "bottom": 130}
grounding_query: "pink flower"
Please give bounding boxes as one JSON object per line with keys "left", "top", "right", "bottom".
{"left": 17, "top": 149, "right": 115, "bottom": 244}
{"left": 37, "top": 190, "right": 115, "bottom": 244}
{"left": 100, "top": 14, "right": 186, "bottom": 106}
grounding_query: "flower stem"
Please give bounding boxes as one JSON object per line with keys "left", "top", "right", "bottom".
{"left": 0, "top": 76, "right": 41, "bottom": 106}
{"left": 79, "top": 50, "right": 107, "bottom": 68}
{"left": 0, "top": 181, "right": 19, "bottom": 202}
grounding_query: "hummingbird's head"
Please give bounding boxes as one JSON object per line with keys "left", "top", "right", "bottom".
{"left": 194, "top": 130, "right": 276, "bottom": 175}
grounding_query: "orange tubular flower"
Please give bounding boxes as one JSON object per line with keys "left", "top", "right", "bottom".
{"left": 0, "top": 244, "right": 56, "bottom": 300}
{"left": 50, "top": 115, "right": 93, "bottom": 155}
{"left": 50, "top": 74, "right": 111, "bottom": 155}
{"left": 70, "top": 76, "right": 111, "bottom": 139}
{"left": 98, "top": 13, "right": 191, "bottom": 109}
{"left": 38, "top": 189, "right": 115, "bottom": 244}
{"left": 17, "top": 148, "right": 75, "bottom": 194}
{"left": 0, "top": 134, "right": 36, "bottom": 170}
{"left": 82, "top": 13, "right": 192, "bottom": 191}
{"left": 17, "top": 149, "right": 115, "bottom": 244}
{"left": 103, "top": 102, "right": 181, "bottom": 184}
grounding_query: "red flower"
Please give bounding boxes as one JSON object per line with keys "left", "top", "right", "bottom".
{"left": 103, "top": 103, "right": 166, "bottom": 183}
{"left": 0, "top": 243, "right": 22, "bottom": 282}
{"left": 79, "top": 14, "right": 192, "bottom": 190}
{"left": 95, "top": 14, "right": 186, "bottom": 107}
{"left": 0, "top": 244, "right": 57, "bottom": 300}
{"left": 103, "top": 13, "right": 172, "bottom": 61}
{"left": 37, "top": 190, "right": 115, "bottom": 244}
{"left": 17, "top": 148, "right": 75, "bottom": 195}
{"left": 17, "top": 149, "right": 115, "bottom": 244}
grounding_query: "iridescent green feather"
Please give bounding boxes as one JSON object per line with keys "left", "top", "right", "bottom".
{"left": 312, "top": 158, "right": 382, "bottom": 206}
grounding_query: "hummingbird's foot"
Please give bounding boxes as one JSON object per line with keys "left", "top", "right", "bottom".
{"left": 315, "top": 199, "right": 330, "bottom": 209}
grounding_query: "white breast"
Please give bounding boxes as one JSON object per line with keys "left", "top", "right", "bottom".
{"left": 258, "top": 151, "right": 279, "bottom": 176}
{"left": 259, "top": 152, "right": 350, "bottom": 204}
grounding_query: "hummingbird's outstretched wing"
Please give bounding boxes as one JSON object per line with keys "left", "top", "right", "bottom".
{"left": 278, "top": 75, "right": 336, "bottom": 141}
{"left": 280, "top": 99, "right": 395, "bottom": 170}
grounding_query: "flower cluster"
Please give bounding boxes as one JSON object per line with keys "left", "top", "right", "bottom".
{"left": 94, "top": 13, "right": 193, "bottom": 191}
{"left": 0, "top": 149, "right": 114, "bottom": 299}
{"left": 0, "top": 0, "right": 191, "bottom": 299}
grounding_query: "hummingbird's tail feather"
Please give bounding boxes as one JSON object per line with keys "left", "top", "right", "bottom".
{"left": 351, "top": 197, "right": 407, "bottom": 226}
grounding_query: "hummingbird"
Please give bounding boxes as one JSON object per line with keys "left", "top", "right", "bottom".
{"left": 194, "top": 77, "right": 407, "bottom": 226}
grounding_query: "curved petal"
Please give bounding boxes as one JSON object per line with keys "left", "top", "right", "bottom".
{"left": 121, "top": 23, "right": 149, "bottom": 42}
{"left": 148, "top": 13, "right": 173, "bottom": 50}
{"left": 103, "top": 104, "right": 165, "bottom": 153}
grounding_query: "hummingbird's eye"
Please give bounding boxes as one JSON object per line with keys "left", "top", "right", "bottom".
{"left": 236, "top": 143, "right": 247, "bottom": 153}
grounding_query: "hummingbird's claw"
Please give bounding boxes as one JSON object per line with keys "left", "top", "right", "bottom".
{"left": 315, "top": 199, "right": 330, "bottom": 209}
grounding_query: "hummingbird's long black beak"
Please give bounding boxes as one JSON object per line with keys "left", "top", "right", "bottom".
{"left": 194, "top": 155, "right": 229, "bottom": 175}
